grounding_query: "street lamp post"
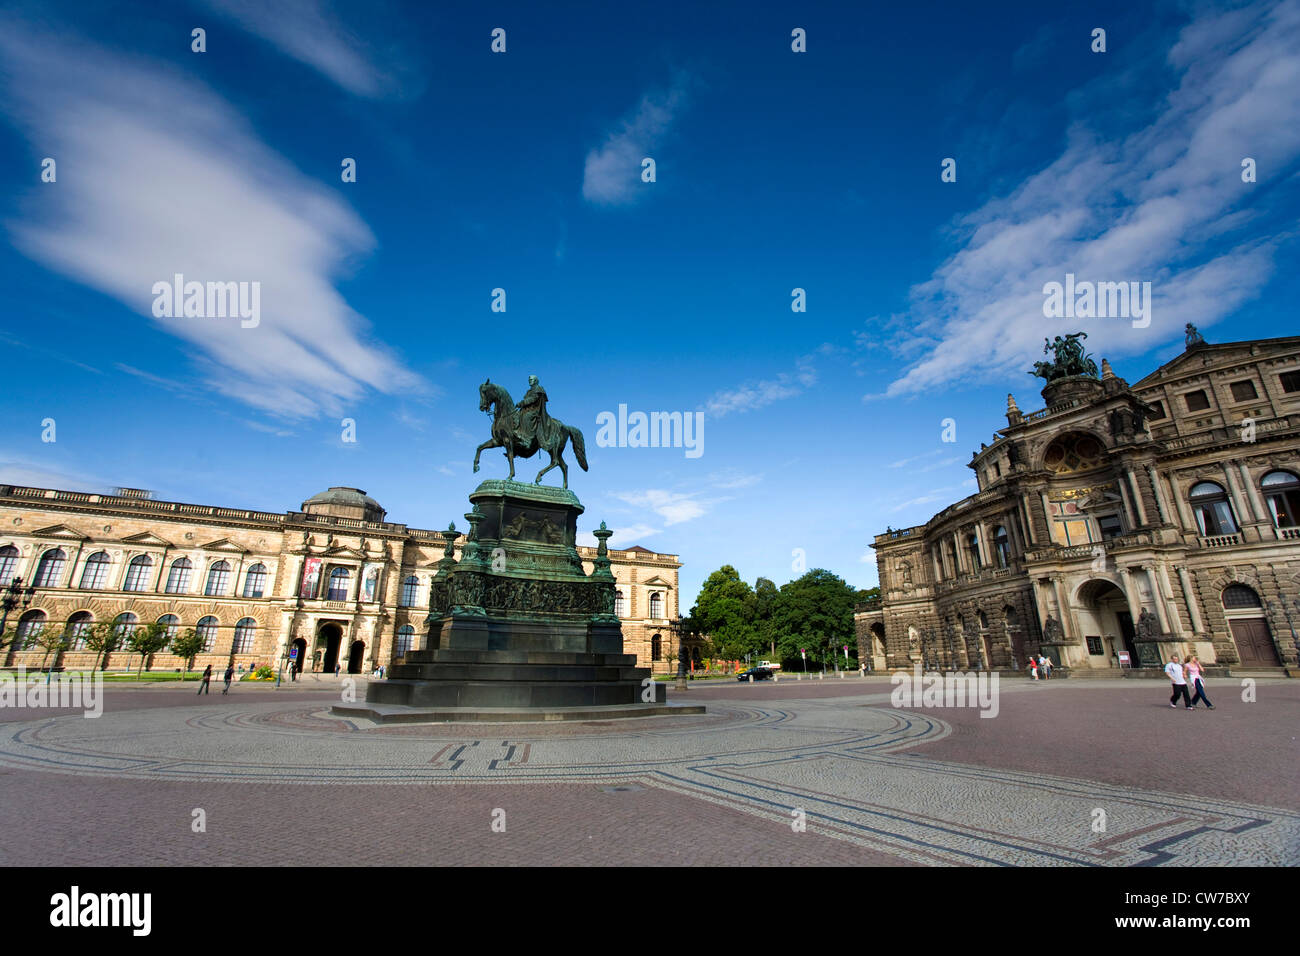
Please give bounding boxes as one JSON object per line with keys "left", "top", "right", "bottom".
{"left": 2, "top": 577, "right": 37, "bottom": 666}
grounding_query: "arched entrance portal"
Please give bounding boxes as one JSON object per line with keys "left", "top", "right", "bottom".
{"left": 347, "top": 640, "right": 365, "bottom": 674}
{"left": 1223, "top": 585, "right": 1280, "bottom": 666}
{"left": 319, "top": 623, "right": 344, "bottom": 673}
{"left": 868, "top": 623, "right": 886, "bottom": 671}
{"left": 291, "top": 638, "right": 307, "bottom": 674}
{"left": 1076, "top": 580, "right": 1136, "bottom": 668}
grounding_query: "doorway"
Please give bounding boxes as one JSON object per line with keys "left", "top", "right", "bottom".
{"left": 347, "top": 640, "right": 365, "bottom": 674}
{"left": 291, "top": 637, "right": 307, "bottom": 674}
{"left": 320, "top": 623, "right": 343, "bottom": 673}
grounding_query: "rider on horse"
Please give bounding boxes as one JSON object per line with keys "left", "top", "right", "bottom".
{"left": 515, "top": 375, "right": 554, "bottom": 449}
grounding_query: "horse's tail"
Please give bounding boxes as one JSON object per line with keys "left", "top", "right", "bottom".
{"left": 568, "top": 424, "right": 588, "bottom": 471}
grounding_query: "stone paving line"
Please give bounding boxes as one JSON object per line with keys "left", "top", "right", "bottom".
{"left": 0, "top": 678, "right": 1294, "bottom": 866}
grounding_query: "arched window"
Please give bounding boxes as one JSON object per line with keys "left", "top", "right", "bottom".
{"left": 67, "top": 611, "right": 93, "bottom": 650}
{"left": 205, "top": 560, "right": 231, "bottom": 596}
{"left": 649, "top": 592, "right": 663, "bottom": 618}
{"left": 651, "top": 633, "right": 662, "bottom": 661}
{"left": 157, "top": 614, "right": 180, "bottom": 642}
{"left": 945, "top": 541, "right": 958, "bottom": 576}
{"left": 967, "top": 533, "right": 981, "bottom": 569}
{"left": 327, "top": 567, "right": 351, "bottom": 601}
{"left": 614, "top": 591, "right": 626, "bottom": 617}
{"left": 33, "top": 548, "right": 66, "bottom": 588}
{"left": 1262, "top": 471, "right": 1300, "bottom": 528}
{"left": 165, "top": 557, "right": 193, "bottom": 594}
{"left": 993, "top": 526, "right": 1010, "bottom": 569}
{"left": 232, "top": 618, "right": 256, "bottom": 654}
{"left": 1222, "top": 584, "right": 1262, "bottom": 609}
{"left": 242, "top": 563, "right": 268, "bottom": 598}
{"left": 0, "top": 545, "right": 19, "bottom": 585}
{"left": 16, "top": 609, "right": 46, "bottom": 646}
{"left": 196, "top": 616, "right": 219, "bottom": 652}
{"left": 79, "top": 551, "right": 111, "bottom": 589}
{"left": 977, "top": 610, "right": 989, "bottom": 629}
{"left": 395, "top": 625, "right": 414, "bottom": 657}
{"left": 112, "top": 612, "right": 138, "bottom": 646}
{"left": 1003, "top": 605, "right": 1019, "bottom": 628}
{"left": 123, "top": 554, "right": 153, "bottom": 591}
{"left": 400, "top": 575, "right": 419, "bottom": 607}
{"left": 1189, "top": 481, "right": 1238, "bottom": 536}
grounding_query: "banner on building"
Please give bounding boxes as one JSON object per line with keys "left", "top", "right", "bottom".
{"left": 362, "top": 564, "right": 380, "bottom": 603}
{"left": 300, "top": 557, "right": 322, "bottom": 599}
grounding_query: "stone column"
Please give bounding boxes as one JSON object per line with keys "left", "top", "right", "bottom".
{"left": 1157, "top": 565, "right": 1184, "bottom": 637}
{"left": 1145, "top": 465, "right": 1170, "bottom": 524}
{"left": 1117, "top": 567, "right": 1144, "bottom": 623}
{"left": 1142, "top": 566, "right": 1170, "bottom": 635}
{"left": 1125, "top": 468, "right": 1148, "bottom": 525}
{"left": 1238, "top": 462, "right": 1267, "bottom": 523}
{"left": 1020, "top": 494, "right": 1038, "bottom": 545}
{"left": 1220, "top": 463, "right": 1251, "bottom": 531}
{"left": 952, "top": 532, "right": 965, "bottom": 575}
{"left": 1052, "top": 576, "right": 1074, "bottom": 641}
{"left": 1116, "top": 478, "right": 1137, "bottom": 531}
{"left": 1039, "top": 493, "right": 1054, "bottom": 543}
{"left": 1176, "top": 566, "right": 1205, "bottom": 633}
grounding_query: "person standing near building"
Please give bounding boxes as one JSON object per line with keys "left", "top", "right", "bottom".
{"left": 1041, "top": 654, "right": 1053, "bottom": 680}
{"left": 1186, "top": 655, "right": 1214, "bottom": 709}
{"left": 222, "top": 663, "right": 234, "bottom": 695}
{"left": 1165, "top": 654, "right": 1192, "bottom": 709}
{"left": 198, "top": 664, "right": 212, "bottom": 695}
{"left": 1028, "top": 656, "right": 1039, "bottom": 680}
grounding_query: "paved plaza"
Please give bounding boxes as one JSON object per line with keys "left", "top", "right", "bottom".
{"left": 0, "top": 675, "right": 1296, "bottom": 866}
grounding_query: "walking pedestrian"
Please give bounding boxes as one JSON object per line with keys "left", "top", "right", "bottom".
{"left": 335, "top": 662, "right": 341, "bottom": 678}
{"left": 1186, "top": 655, "right": 1215, "bottom": 709}
{"left": 1028, "top": 656, "right": 1039, "bottom": 680}
{"left": 222, "top": 663, "right": 233, "bottom": 695}
{"left": 198, "top": 664, "right": 212, "bottom": 695}
{"left": 1041, "top": 655, "right": 1053, "bottom": 680}
{"left": 1165, "top": 654, "right": 1192, "bottom": 709}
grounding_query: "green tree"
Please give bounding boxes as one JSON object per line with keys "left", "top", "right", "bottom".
{"left": 754, "top": 576, "right": 779, "bottom": 657}
{"left": 169, "top": 627, "right": 205, "bottom": 679}
{"left": 690, "top": 566, "right": 759, "bottom": 662}
{"left": 126, "top": 621, "right": 171, "bottom": 678}
{"left": 26, "top": 621, "right": 71, "bottom": 673}
{"left": 771, "top": 569, "right": 859, "bottom": 671}
{"left": 81, "top": 622, "right": 119, "bottom": 672}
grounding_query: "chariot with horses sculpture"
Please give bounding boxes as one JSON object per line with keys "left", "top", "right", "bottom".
{"left": 473, "top": 376, "right": 588, "bottom": 488}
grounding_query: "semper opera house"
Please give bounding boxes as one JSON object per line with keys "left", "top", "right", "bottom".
{"left": 0, "top": 484, "right": 681, "bottom": 675}
{"left": 857, "top": 331, "right": 1300, "bottom": 675}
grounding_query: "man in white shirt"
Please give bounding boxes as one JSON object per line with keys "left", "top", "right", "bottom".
{"left": 1165, "top": 655, "right": 1193, "bottom": 709}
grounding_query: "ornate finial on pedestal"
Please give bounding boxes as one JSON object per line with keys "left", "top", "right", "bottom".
{"left": 590, "top": 520, "right": 615, "bottom": 582}
{"left": 1185, "top": 323, "right": 1205, "bottom": 348}
{"left": 462, "top": 508, "right": 485, "bottom": 565}
{"left": 1101, "top": 358, "right": 1115, "bottom": 380}
{"left": 594, "top": 521, "right": 612, "bottom": 557}
{"left": 1006, "top": 393, "right": 1022, "bottom": 426}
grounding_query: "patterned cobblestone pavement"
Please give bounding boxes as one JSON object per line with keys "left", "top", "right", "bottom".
{"left": 0, "top": 676, "right": 1295, "bottom": 865}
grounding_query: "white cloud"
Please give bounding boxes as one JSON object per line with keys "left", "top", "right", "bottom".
{"left": 196, "top": 0, "right": 410, "bottom": 98}
{"left": 612, "top": 489, "right": 723, "bottom": 526}
{"left": 0, "top": 24, "right": 422, "bottom": 420}
{"left": 0, "top": 453, "right": 112, "bottom": 493}
{"left": 583, "top": 75, "right": 689, "bottom": 205}
{"left": 703, "top": 355, "right": 817, "bottom": 418}
{"left": 885, "top": 0, "right": 1300, "bottom": 397}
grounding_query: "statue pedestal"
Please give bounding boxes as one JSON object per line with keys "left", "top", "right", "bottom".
{"left": 351, "top": 480, "right": 692, "bottom": 718}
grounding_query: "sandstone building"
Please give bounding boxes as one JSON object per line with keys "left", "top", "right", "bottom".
{"left": 0, "top": 485, "right": 681, "bottom": 674}
{"left": 857, "top": 331, "right": 1300, "bottom": 674}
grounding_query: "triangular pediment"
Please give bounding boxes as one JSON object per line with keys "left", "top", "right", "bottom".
{"left": 121, "top": 531, "right": 174, "bottom": 548}
{"left": 29, "top": 524, "right": 88, "bottom": 540}
{"left": 323, "top": 545, "right": 366, "bottom": 559}
{"left": 199, "top": 538, "right": 248, "bottom": 553}
{"left": 641, "top": 575, "right": 673, "bottom": 588}
{"left": 1133, "top": 336, "right": 1300, "bottom": 388}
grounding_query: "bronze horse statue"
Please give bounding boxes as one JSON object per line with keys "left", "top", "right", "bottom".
{"left": 473, "top": 379, "right": 588, "bottom": 488}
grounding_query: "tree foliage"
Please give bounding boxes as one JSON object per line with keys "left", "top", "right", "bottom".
{"left": 169, "top": 628, "right": 205, "bottom": 678}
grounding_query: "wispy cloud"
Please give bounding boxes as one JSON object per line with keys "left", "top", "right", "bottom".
{"left": 0, "top": 451, "right": 112, "bottom": 493}
{"left": 888, "top": 449, "right": 944, "bottom": 469}
{"left": 702, "top": 355, "right": 817, "bottom": 418}
{"left": 195, "top": 0, "right": 416, "bottom": 98}
{"left": 583, "top": 74, "right": 690, "bottom": 206}
{"left": 885, "top": 0, "right": 1300, "bottom": 397}
{"left": 0, "top": 23, "right": 422, "bottom": 420}
{"left": 611, "top": 489, "right": 724, "bottom": 526}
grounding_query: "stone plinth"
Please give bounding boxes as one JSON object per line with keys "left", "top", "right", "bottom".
{"left": 352, "top": 480, "right": 681, "bottom": 717}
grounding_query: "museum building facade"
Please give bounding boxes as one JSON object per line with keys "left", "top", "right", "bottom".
{"left": 857, "top": 332, "right": 1300, "bottom": 674}
{"left": 0, "top": 485, "right": 682, "bottom": 675}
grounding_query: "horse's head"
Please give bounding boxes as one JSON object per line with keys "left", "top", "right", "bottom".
{"left": 479, "top": 378, "right": 492, "bottom": 413}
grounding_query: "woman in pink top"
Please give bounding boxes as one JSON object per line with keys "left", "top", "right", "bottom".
{"left": 1186, "top": 655, "right": 1215, "bottom": 709}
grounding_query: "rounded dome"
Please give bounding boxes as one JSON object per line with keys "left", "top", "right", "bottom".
{"left": 301, "top": 487, "right": 386, "bottom": 521}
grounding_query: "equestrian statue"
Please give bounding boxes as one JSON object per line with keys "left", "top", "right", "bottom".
{"left": 473, "top": 376, "right": 588, "bottom": 489}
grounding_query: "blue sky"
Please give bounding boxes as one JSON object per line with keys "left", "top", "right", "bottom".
{"left": 1, "top": 0, "right": 1298, "bottom": 608}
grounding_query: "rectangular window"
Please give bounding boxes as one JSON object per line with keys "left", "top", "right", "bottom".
{"left": 1229, "top": 379, "right": 1258, "bottom": 402}
{"left": 1147, "top": 400, "right": 1166, "bottom": 420}
{"left": 1184, "top": 390, "right": 1211, "bottom": 412}
{"left": 1281, "top": 370, "right": 1300, "bottom": 393}
{"left": 1097, "top": 514, "right": 1123, "bottom": 539}
{"left": 1086, "top": 636, "right": 1104, "bottom": 655}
